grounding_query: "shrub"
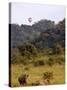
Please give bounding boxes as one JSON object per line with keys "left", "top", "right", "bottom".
{"left": 11, "top": 48, "right": 24, "bottom": 64}
{"left": 24, "top": 67, "right": 29, "bottom": 70}
{"left": 43, "top": 71, "right": 53, "bottom": 84}
{"left": 18, "top": 43, "right": 38, "bottom": 57}
{"left": 47, "top": 58, "right": 54, "bottom": 66}
{"left": 34, "top": 60, "right": 45, "bottom": 66}
{"left": 43, "top": 72, "right": 53, "bottom": 79}
{"left": 56, "top": 57, "right": 65, "bottom": 65}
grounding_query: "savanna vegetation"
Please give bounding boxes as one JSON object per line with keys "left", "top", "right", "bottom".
{"left": 9, "top": 18, "right": 65, "bottom": 87}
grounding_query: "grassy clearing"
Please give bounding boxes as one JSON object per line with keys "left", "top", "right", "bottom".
{"left": 11, "top": 63, "right": 65, "bottom": 87}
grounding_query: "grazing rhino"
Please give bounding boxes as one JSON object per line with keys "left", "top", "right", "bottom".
{"left": 18, "top": 74, "right": 29, "bottom": 86}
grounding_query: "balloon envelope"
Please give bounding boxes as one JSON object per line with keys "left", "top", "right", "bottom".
{"left": 28, "top": 17, "right": 32, "bottom": 23}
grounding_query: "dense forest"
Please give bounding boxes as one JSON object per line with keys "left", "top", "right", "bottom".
{"left": 10, "top": 18, "right": 65, "bottom": 64}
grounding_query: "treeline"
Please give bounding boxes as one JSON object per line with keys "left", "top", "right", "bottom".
{"left": 10, "top": 18, "right": 65, "bottom": 64}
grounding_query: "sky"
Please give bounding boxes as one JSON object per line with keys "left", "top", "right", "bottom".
{"left": 11, "top": 2, "right": 65, "bottom": 25}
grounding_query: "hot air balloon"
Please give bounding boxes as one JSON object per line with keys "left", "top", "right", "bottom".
{"left": 28, "top": 17, "right": 32, "bottom": 23}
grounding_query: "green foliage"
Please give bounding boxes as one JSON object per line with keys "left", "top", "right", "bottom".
{"left": 47, "top": 58, "right": 54, "bottom": 66}
{"left": 11, "top": 48, "right": 29, "bottom": 64}
{"left": 11, "top": 43, "right": 38, "bottom": 64}
{"left": 11, "top": 18, "right": 65, "bottom": 50}
{"left": 11, "top": 48, "right": 23, "bottom": 64}
{"left": 18, "top": 43, "right": 37, "bottom": 57}
{"left": 56, "top": 56, "right": 65, "bottom": 65}
{"left": 43, "top": 48, "right": 53, "bottom": 55}
{"left": 56, "top": 18, "right": 65, "bottom": 31}
{"left": 11, "top": 18, "right": 65, "bottom": 64}
{"left": 52, "top": 43, "right": 64, "bottom": 54}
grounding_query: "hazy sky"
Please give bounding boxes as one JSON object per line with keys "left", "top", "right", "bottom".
{"left": 11, "top": 2, "right": 65, "bottom": 25}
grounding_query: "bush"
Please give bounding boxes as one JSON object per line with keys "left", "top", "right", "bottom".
{"left": 24, "top": 67, "right": 29, "bottom": 70}
{"left": 34, "top": 60, "right": 45, "bottom": 66}
{"left": 47, "top": 58, "right": 54, "bottom": 66}
{"left": 43, "top": 71, "right": 53, "bottom": 84}
{"left": 18, "top": 43, "right": 38, "bottom": 57}
{"left": 56, "top": 57, "right": 65, "bottom": 65}
{"left": 11, "top": 48, "right": 24, "bottom": 64}
{"left": 43, "top": 72, "right": 53, "bottom": 79}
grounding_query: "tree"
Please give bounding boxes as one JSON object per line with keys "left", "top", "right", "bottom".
{"left": 52, "top": 43, "right": 63, "bottom": 54}
{"left": 18, "top": 43, "right": 37, "bottom": 55}
{"left": 11, "top": 48, "right": 24, "bottom": 64}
